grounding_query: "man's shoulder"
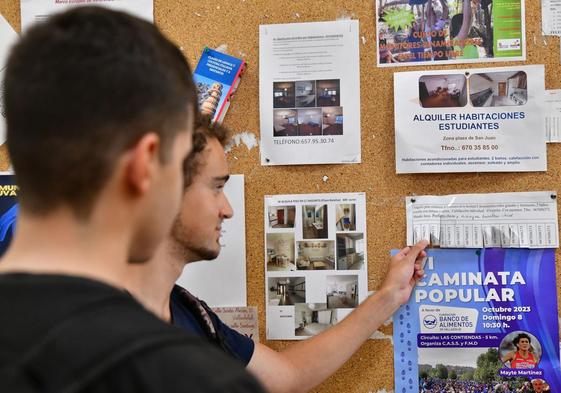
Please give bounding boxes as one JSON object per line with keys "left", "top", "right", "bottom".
{"left": 99, "top": 340, "right": 264, "bottom": 392}
{"left": 0, "top": 274, "right": 264, "bottom": 393}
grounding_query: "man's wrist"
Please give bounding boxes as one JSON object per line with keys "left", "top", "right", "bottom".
{"left": 376, "top": 285, "right": 403, "bottom": 312}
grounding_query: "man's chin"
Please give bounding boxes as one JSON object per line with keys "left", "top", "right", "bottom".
{"left": 191, "top": 247, "right": 220, "bottom": 262}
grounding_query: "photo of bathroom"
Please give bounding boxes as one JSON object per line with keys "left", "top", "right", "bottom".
{"left": 302, "top": 205, "right": 328, "bottom": 239}
{"left": 335, "top": 204, "right": 356, "bottom": 231}
{"left": 295, "top": 80, "right": 316, "bottom": 107}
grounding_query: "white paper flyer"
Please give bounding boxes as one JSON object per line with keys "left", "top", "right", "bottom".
{"left": 20, "top": 0, "right": 154, "bottom": 31}
{"left": 394, "top": 65, "right": 546, "bottom": 173}
{"left": 264, "top": 193, "right": 367, "bottom": 340}
{"left": 542, "top": 0, "right": 561, "bottom": 36}
{"left": 406, "top": 191, "right": 559, "bottom": 248}
{"left": 259, "top": 20, "right": 361, "bottom": 165}
{"left": 545, "top": 89, "right": 561, "bottom": 143}
{"left": 176, "top": 175, "right": 247, "bottom": 307}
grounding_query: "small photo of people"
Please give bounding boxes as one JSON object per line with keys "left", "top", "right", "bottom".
{"left": 419, "top": 74, "right": 468, "bottom": 108}
{"left": 273, "top": 82, "right": 296, "bottom": 108}
{"left": 316, "top": 79, "right": 340, "bottom": 107}
{"left": 499, "top": 331, "right": 541, "bottom": 369}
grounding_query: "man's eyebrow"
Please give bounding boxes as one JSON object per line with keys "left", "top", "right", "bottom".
{"left": 213, "top": 175, "right": 230, "bottom": 183}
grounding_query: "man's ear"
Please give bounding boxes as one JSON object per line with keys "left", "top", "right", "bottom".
{"left": 124, "top": 133, "right": 161, "bottom": 195}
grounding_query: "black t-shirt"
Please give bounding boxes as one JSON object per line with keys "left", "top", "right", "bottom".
{"left": 0, "top": 273, "right": 264, "bottom": 393}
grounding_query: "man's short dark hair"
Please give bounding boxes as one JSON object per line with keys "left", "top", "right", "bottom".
{"left": 183, "top": 116, "right": 228, "bottom": 189}
{"left": 4, "top": 6, "right": 197, "bottom": 218}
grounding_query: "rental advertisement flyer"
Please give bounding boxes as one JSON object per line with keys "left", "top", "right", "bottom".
{"left": 394, "top": 248, "right": 560, "bottom": 393}
{"left": 377, "top": 0, "right": 525, "bottom": 66}
{"left": 264, "top": 193, "right": 367, "bottom": 340}
{"left": 259, "top": 20, "right": 361, "bottom": 165}
{"left": 394, "top": 65, "right": 546, "bottom": 173}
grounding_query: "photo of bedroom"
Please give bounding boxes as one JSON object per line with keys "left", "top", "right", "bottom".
{"left": 469, "top": 71, "right": 528, "bottom": 107}
{"left": 266, "top": 233, "right": 296, "bottom": 271}
{"left": 302, "top": 205, "right": 328, "bottom": 239}
{"left": 336, "top": 234, "right": 364, "bottom": 270}
{"left": 326, "top": 275, "right": 358, "bottom": 309}
{"left": 335, "top": 204, "right": 355, "bottom": 231}
{"left": 273, "top": 81, "right": 295, "bottom": 108}
{"left": 294, "top": 303, "right": 334, "bottom": 336}
{"left": 273, "top": 109, "right": 298, "bottom": 137}
{"left": 419, "top": 74, "right": 468, "bottom": 108}
{"left": 268, "top": 277, "right": 306, "bottom": 306}
{"left": 316, "top": 79, "right": 340, "bottom": 107}
{"left": 297, "top": 108, "right": 322, "bottom": 136}
{"left": 295, "top": 80, "right": 316, "bottom": 107}
{"left": 322, "top": 107, "right": 343, "bottom": 135}
{"left": 268, "top": 205, "right": 296, "bottom": 228}
{"left": 296, "top": 241, "right": 335, "bottom": 270}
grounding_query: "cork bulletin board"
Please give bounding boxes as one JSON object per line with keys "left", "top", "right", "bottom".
{"left": 0, "top": 0, "right": 560, "bottom": 392}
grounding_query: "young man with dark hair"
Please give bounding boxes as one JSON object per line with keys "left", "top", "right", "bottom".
{"left": 0, "top": 7, "right": 263, "bottom": 392}
{"left": 126, "top": 118, "right": 429, "bottom": 393}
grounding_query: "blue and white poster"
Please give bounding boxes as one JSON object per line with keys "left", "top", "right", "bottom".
{"left": 0, "top": 175, "right": 17, "bottom": 258}
{"left": 394, "top": 65, "right": 546, "bottom": 173}
{"left": 394, "top": 248, "right": 560, "bottom": 393}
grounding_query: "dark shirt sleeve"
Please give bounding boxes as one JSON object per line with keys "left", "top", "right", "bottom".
{"left": 207, "top": 309, "right": 256, "bottom": 366}
{"left": 89, "top": 342, "right": 264, "bottom": 393}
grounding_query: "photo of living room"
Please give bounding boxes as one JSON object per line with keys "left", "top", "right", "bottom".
{"left": 296, "top": 241, "right": 335, "bottom": 270}
{"left": 469, "top": 71, "right": 527, "bottom": 107}
{"left": 295, "top": 80, "right": 316, "bottom": 107}
{"left": 335, "top": 204, "right": 355, "bottom": 231}
{"left": 418, "top": 74, "right": 468, "bottom": 108}
{"left": 302, "top": 205, "right": 328, "bottom": 239}
{"left": 273, "top": 109, "right": 298, "bottom": 137}
{"left": 336, "top": 234, "right": 364, "bottom": 270}
{"left": 297, "top": 108, "right": 322, "bottom": 136}
{"left": 294, "top": 303, "right": 334, "bottom": 336}
{"left": 326, "top": 275, "right": 358, "bottom": 309}
{"left": 266, "top": 233, "right": 296, "bottom": 271}
{"left": 273, "top": 81, "right": 295, "bottom": 108}
{"left": 322, "top": 107, "right": 343, "bottom": 135}
{"left": 316, "top": 79, "right": 340, "bottom": 107}
{"left": 268, "top": 277, "right": 306, "bottom": 306}
{"left": 268, "top": 205, "right": 296, "bottom": 229}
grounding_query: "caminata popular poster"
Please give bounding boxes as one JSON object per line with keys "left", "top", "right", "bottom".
{"left": 377, "top": 0, "right": 525, "bottom": 66}
{"left": 394, "top": 248, "right": 560, "bottom": 393}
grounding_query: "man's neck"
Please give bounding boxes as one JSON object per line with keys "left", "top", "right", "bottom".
{"left": 126, "top": 238, "right": 189, "bottom": 322}
{"left": 0, "top": 208, "right": 131, "bottom": 289}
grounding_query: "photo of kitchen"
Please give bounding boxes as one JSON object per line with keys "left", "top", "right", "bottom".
{"left": 336, "top": 234, "right": 365, "bottom": 270}
{"left": 469, "top": 71, "right": 527, "bottom": 107}
{"left": 326, "top": 275, "right": 358, "bottom": 309}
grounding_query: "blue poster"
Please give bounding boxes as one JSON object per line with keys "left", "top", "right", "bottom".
{"left": 394, "top": 248, "right": 560, "bottom": 393}
{"left": 0, "top": 175, "right": 17, "bottom": 258}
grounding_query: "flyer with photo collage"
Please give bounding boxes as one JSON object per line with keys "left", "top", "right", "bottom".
{"left": 377, "top": 0, "right": 525, "bottom": 67}
{"left": 259, "top": 20, "right": 361, "bottom": 165}
{"left": 394, "top": 248, "right": 560, "bottom": 393}
{"left": 264, "top": 193, "right": 367, "bottom": 340}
